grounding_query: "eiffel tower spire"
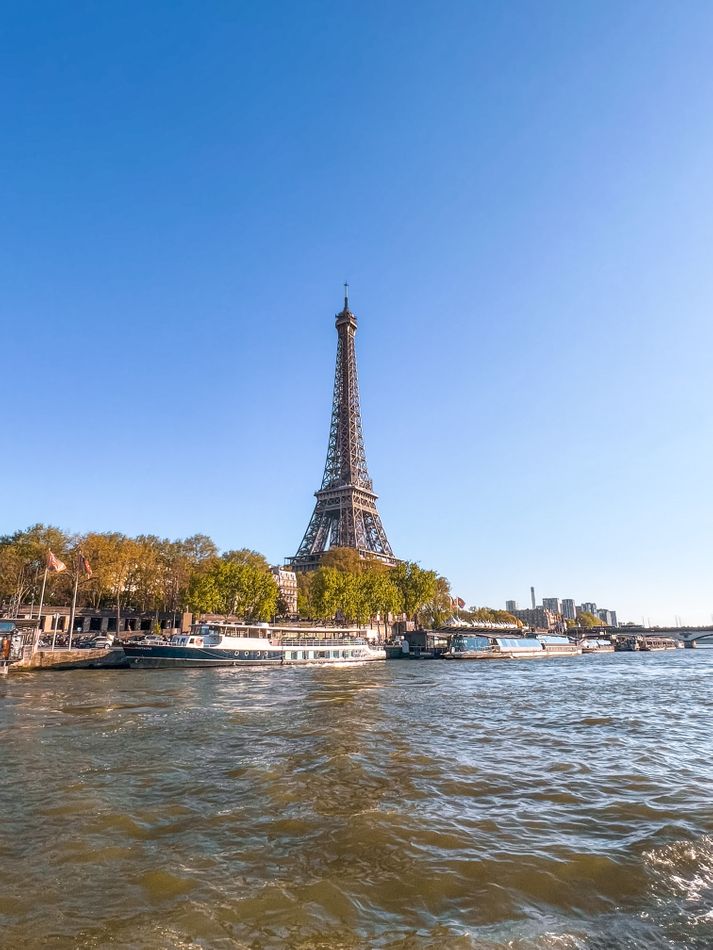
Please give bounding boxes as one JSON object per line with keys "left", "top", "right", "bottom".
{"left": 290, "top": 290, "right": 397, "bottom": 571}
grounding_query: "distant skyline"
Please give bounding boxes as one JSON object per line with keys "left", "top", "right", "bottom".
{"left": 2, "top": 3, "right": 712, "bottom": 625}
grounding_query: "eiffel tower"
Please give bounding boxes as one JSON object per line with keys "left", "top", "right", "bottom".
{"left": 290, "top": 286, "right": 398, "bottom": 572}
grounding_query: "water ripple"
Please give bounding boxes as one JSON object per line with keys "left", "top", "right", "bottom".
{"left": 1, "top": 651, "right": 712, "bottom": 948}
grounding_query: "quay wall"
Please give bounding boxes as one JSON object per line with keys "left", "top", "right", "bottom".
{"left": 10, "top": 648, "right": 129, "bottom": 672}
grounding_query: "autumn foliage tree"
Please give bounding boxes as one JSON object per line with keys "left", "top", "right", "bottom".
{"left": 0, "top": 526, "right": 454, "bottom": 631}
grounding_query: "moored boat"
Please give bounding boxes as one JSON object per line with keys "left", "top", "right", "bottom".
{"left": 123, "top": 622, "right": 386, "bottom": 669}
{"left": 580, "top": 638, "right": 615, "bottom": 654}
{"left": 538, "top": 635, "right": 582, "bottom": 657}
{"left": 639, "top": 636, "right": 678, "bottom": 652}
{"left": 444, "top": 633, "right": 581, "bottom": 660}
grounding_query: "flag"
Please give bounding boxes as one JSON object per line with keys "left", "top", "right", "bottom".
{"left": 47, "top": 551, "right": 67, "bottom": 573}
{"left": 457, "top": 597, "right": 466, "bottom": 609}
{"left": 79, "top": 553, "right": 93, "bottom": 578}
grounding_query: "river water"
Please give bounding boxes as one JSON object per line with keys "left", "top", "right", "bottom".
{"left": 1, "top": 650, "right": 712, "bottom": 949}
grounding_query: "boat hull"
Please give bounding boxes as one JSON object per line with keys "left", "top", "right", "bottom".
{"left": 445, "top": 646, "right": 582, "bottom": 660}
{"left": 123, "top": 644, "right": 386, "bottom": 669}
{"left": 124, "top": 645, "right": 283, "bottom": 668}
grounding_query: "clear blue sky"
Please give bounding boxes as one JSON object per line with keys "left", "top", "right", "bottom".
{"left": 2, "top": 2, "right": 712, "bottom": 625}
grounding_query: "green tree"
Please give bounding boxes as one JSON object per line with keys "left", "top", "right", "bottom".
{"left": 296, "top": 572, "right": 315, "bottom": 618}
{"left": 188, "top": 558, "right": 278, "bottom": 621}
{"left": 311, "top": 567, "right": 357, "bottom": 621}
{"left": 187, "top": 561, "right": 223, "bottom": 614}
{"left": 419, "top": 574, "right": 453, "bottom": 629}
{"left": 391, "top": 561, "right": 438, "bottom": 621}
{"left": 357, "top": 567, "right": 402, "bottom": 626}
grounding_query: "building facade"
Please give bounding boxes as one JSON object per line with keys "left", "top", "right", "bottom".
{"left": 505, "top": 600, "right": 518, "bottom": 612}
{"left": 8, "top": 605, "right": 190, "bottom": 636}
{"left": 561, "top": 599, "right": 577, "bottom": 621}
{"left": 271, "top": 567, "right": 298, "bottom": 615}
{"left": 512, "top": 607, "right": 559, "bottom": 630}
{"left": 542, "top": 597, "right": 561, "bottom": 614}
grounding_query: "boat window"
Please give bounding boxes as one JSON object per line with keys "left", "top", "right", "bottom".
{"left": 451, "top": 635, "right": 491, "bottom": 652}
{"left": 496, "top": 638, "right": 541, "bottom": 651}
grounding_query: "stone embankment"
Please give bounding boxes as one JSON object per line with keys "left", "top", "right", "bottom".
{"left": 8, "top": 647, "right": 129, "bottom": 672}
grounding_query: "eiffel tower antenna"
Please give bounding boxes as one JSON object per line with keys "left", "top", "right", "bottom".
{"left": 290, "top": 288, "right": 397, "bottom": 571}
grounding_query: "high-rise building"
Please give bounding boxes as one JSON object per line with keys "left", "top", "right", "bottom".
{"left": 597, "top": 609, "right": 618, "bottom": 628}
{"left": 506, "top": 600, "right": 518, "bottom": 612}
{"left": 291, "top": 287, "right": 397, "bottom": 571}
{"left": 561, "top": 599, "right": 576, "bottom": 621}
{"left": 542, "top": 597, "right": 561, "bottom": 614}
{"left": 580, "top": 602, "right": 598, "bottom": 616}
{"left": 530, "top": 586, "right": 536, "bottom": 609}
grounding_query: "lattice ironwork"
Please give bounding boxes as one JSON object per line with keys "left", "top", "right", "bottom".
{"left": 291, "top": 289, "right": 397, "bottom": 571}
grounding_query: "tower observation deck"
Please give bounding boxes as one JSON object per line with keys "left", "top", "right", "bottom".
{"left": 290, "top": 288, "right": 397, "bottom": 572}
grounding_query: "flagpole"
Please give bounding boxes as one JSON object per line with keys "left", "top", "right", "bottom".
{"left": 69, "top": 556, "right": 80, "bottom": 651}
{"left": 33, "top": 565, "right": 48, "bottom": 653}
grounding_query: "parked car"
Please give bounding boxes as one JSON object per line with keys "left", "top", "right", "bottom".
{"left": 79, "top": 635, "right": 115, "bottom": 649}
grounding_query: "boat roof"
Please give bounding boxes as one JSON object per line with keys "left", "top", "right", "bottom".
{"left": 195, "top": 621, "right": 368, "bottom": 635}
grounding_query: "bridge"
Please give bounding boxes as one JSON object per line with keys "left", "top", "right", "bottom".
{"left": 590, "top": 625, "right": 713, "bottom": 647}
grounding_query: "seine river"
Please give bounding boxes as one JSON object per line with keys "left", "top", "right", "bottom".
{"left": 2, "top": 650, "right": 712, "bottom": 949}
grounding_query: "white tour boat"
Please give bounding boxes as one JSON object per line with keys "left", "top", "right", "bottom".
{"left": 123, "top": 622, "right": 386, "bottom": 669}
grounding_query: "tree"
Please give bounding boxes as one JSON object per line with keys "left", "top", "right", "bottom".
{"left": 80, "top": 533, "right": 134, "bottom": 609}
{"left": 311, "top": 567, "right": 357, "bottom": 621}
{"left": 188, "top": 558, "right": 278, "bottom": 621}
{"left": 162, "top": 534, "right": 219, "bottom": 615}
{"left": 419, "top": 575, "right": 452, "bottom": 629}
{"left": 187, "top": 560, "right": 223, "bottom": 615}
{"left": 223, "top": 549, "right": 271, "bottom": 571}
{"left": 391, "top": 561, "right": 438, "bottom": 622}
{"left": 319, "top": 547, "right": 364, "bottom": 574}
{"left": 129, "top": 535, "right": 165, "bottom": 612}
{"left": 576, "top": 611, "right": 604, "bottom": 628}
{"left": 296, "top": 572, "right": 315, "bottom": 618}
{"left": 0, "top": 524, "right": 72, "bottom": 611}
{"left": 357, "top": 567, "right": 402, "bottom": 627}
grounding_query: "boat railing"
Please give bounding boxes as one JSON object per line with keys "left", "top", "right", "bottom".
{"left": 273, "top": 637, "right": 369, "bottom": 648}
